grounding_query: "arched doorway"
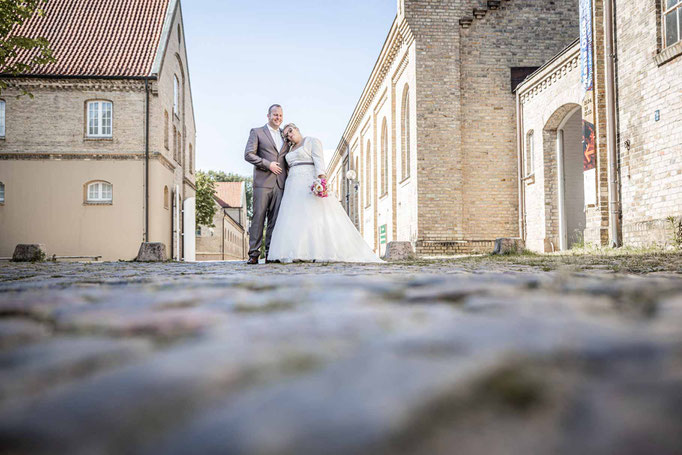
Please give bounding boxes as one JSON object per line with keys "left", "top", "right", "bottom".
{"left": 557, "top": 108, "right": 585, "bottom": 249}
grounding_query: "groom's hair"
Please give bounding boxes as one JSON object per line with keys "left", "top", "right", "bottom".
{"left": 268, "top": 104, "right": 282, "bottom": 114}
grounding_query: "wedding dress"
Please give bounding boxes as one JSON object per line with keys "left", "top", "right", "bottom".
{"left": 267, "top": 137, "right": 382, "bottom": 263}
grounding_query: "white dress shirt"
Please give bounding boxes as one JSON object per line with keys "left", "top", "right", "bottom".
{"left": 267, "top": 125, "right": 283, "bottom": 151}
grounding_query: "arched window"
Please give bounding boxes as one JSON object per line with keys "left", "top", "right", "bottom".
{"left": 86, "top": 100, "right": 113, "bottom": 138}
{"left": 525, "top": 130, "right": 535, "bottom": 177}
{"left": 381, "top": 118, "right": 388, "bottom": 196}
{"left": 0, "top": 181, "right": 5, "bottom": 203}
{"left": 365, "top": 140, "right": 371, "bottom": 206}
{"left": 401, "top": 85, "right": 411, "bottom": 180}
{"left": 164, "top": 186, "right": 169, "bottom": 210}
{"left": 0, "top": 100, "right": 6, "bottom": 138}
{"left": 173, "top": 75, "right": 180, "bottom": 117}
{"left": 189, "top": 143, "right": 194, "bottom": 174}
{"left": 85, "top": 181, "right": 113, "bottom": 203}
{"left": 164, "top": 110, "right": 169, "bottom": 150}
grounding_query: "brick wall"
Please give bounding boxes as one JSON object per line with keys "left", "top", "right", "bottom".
{"left": 616, "top": 0, "right": 682, "bottom": 247}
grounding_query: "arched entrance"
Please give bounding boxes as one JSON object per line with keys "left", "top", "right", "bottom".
{"left": 544, "top": 104, "right": 584, "bottom": 250}
{"left": 557, "top": 108, "right": 585, "bottom": 249}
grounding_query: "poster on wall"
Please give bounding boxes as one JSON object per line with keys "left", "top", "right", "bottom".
{"left": 580, "top": 0, "right": 597, "bottom": 205}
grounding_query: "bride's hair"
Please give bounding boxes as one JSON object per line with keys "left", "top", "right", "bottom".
{"left": 281, "top": 123, "right": 299, "bottom": 146}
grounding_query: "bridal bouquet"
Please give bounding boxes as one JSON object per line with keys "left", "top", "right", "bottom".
{"left": 311, "top": 178, "right": 329, "bottom": 198}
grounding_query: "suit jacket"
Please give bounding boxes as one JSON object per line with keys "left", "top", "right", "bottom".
{"left": 244, "top": 125, "right": 290, "bottom": 189}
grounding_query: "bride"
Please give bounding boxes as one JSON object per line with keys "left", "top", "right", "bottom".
{"left": 267, "top": 123, "right": 382, "bottom": 263}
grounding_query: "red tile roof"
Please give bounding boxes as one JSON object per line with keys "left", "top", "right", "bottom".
{"left": 3, "top": 0, "right": 170, "bottom": 77}
{"left": 214, "top": 182, "right": 244, "bottom": 208}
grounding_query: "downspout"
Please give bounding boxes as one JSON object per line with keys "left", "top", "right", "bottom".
{"left": 515, "top": 90, "right": 526, "bottom": 241}
{"left": 604, "top": 0, "right": 621, "bottom": 246}
{"left": 144, "top": 77, "right": 150, "bottom": 242}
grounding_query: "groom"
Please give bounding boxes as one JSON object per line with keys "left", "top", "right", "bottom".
{"left": 244, "top": 104, "right": 290, "bottom": 264}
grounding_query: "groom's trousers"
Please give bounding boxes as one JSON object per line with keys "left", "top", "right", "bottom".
{"left": 248, "top": 185, "right": 284, "bottom": 259}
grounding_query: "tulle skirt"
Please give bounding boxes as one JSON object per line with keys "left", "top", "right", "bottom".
{"left": 267, "top": 165, "right": 382, "bottom": 263}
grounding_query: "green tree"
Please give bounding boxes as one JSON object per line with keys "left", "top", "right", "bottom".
{"left": 195, "top": 170, "right": 217, "bottom": 227}
{"left": 206, "top": 170, "right": 254, "bottom": 220}
{"left": 0, "top": 0, "right": 56, "bottom": 96}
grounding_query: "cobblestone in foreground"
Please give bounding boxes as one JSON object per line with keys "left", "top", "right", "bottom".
{"left": 0, "top": 258, "right": 681, "bottom": 454}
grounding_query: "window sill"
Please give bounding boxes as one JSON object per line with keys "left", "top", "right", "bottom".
{"left": 655, "top": 41, "right": 682, "bottom": 66}
{"left": 84, "top": 137, "right": 113, "bottom": 142}
{"left": 83, "top": 201, "right": 113, "bottom": 206}
{"left": 523, "top": 173, "right": 535, "bottom": 185}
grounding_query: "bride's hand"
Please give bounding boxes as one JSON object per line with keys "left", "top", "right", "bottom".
{"left": 318, "top": 174, "right": 327, "bottom": 179}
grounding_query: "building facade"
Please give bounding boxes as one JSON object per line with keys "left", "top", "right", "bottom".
{"left": 518, "top": 0, "right": 682, "bottom": 251}
{"left": 331, "top": 0, "right": 680, "bottom": 256}
{"left": 196, "top": 182, "right": 249, "bottom": 261}
{"left": 328, "top": 0, "right": 579, "bottom": 256}
{"left": 0, "top": 0, "right": 197, "bottom": 261}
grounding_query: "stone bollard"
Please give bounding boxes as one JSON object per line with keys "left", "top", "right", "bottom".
{"left": 135, "top": 242, "right": 167, "bottom": 262}
{"left": 12, "top": 244, "right": 47, "bottom": 262}
{"left": 493, "top": 237, "right": 525, "bottom": 255}
{"left": 383, "top": 241, "right": 416, "bottom": 261}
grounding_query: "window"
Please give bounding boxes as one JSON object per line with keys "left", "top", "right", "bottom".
{"left": 86, "top": 181, "right": 113, "bottom": 203}
{"left": 164, "top": 186, "right": 169, "bottom": 209}
{"left": 365, "top": 140, "right": 371, "bottom": 206}
{"left": 189, "top": 143, "right": 194, "bottom": 174}
{"left": 664, "top": 0, "right": 682, "bottom": 48}
{"left": 178, "top": 24, "right": 182, "bottom": 45}
{"left": 525, "top": 131, "right": 535, "bottom": 177}
{"left": 177, "top": 130, "right": 182, "bottom": 165}
{"left": 0, "top": 100, "right": 5, "bottom": 138}
{"left": 164, "top": 110, "right": 169, "bottom": 149}
{"left": 401, "top": 86, "right": 411, "bottom": 181}
{"left": 173, "top": 125, "right": 177, "bottom": 162}
{"left": 0, "top": 182, "right": 4, "bottom": 203}
{"left": 173, "top": 75, "right": 179, "bottom": 117}
{"left": 87, "top": 101, "right": 113, "bottom": 138}
{"left": 381, "top": 119, "right": 388, "bottom": 196}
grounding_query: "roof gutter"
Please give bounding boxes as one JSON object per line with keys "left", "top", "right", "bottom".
{"left": 0, "top": 74, "right": 158, "bottom": 81}
{"left": 604, "top": 0, "right": 621, "bottom": 247}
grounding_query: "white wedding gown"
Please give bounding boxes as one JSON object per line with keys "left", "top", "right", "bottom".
{"left": 267, "top": 137, "right": 382, "bottom": 263}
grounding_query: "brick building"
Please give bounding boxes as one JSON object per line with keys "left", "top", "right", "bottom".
{"left": 518, "top": 0, "right": 682, "bottom": 251}
{"left": 0, "top": 0, "right": 197, "bottom": 261}
{"left": 196, "top": 182, "right": 249, "bottom": 261}
{"left": 331, "top": 0, "right": 680, "bottom": 256}
{"left": 328, "top": 0, "right": 579, "bottom": 256}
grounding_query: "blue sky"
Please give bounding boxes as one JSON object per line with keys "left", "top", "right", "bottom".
{"left": 182, "top": 0, "right": 397, "bottom": 176}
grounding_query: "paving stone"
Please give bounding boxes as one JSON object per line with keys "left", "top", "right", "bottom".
{"left": 0, "top": 318, "right": 49, "bottom": 349}
{"left": 0, "top": 258, "right": 680, "bottom": 454}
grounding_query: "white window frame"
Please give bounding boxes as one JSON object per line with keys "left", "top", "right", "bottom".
{"left": 0, "top": 182, "right": 5, "bottom": 203}
{"left": 664, "top": 0, "right": 682, "bottom": 48}
{"left": 87, "top": 101, "right": 113, "bottom": 138}
{"left": 173, "top": 75, "right": 180, "bottom": 117}
{"left": 86, "top": 181, "right": 113, "bottom": 203}
{"left": 0, "top": 100, "right": 5, "bottom": 138}
{"left": 525, "top": 131, "right": 535, "bottom": 178}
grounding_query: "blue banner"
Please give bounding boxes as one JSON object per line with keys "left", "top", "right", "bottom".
{"left": 579, "top": 0, "right": 593, "bottom": 93}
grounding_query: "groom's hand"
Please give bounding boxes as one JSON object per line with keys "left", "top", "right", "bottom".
{"left": 269, "top": 162, "right": 283, "bottom": 175}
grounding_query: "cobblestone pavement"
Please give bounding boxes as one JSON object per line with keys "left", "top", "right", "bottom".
{"left": 0, "top": 257, "right": 681, "bottom": 454}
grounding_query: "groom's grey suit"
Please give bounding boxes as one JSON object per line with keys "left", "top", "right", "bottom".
{"left": 244, "top": 125, "right": 290, "bottom": 259}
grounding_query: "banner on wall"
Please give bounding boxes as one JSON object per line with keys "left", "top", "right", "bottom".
{"left": 580, "top": 0, "right": 597, "bottom": 205}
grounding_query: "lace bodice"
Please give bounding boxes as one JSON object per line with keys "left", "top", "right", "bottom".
{"left": 286, "top": 137, "right": 326, "bottom": 177}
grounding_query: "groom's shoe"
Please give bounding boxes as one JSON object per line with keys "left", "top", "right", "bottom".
{"left": 246, "top": 257, "right": 259, "bottom": 265}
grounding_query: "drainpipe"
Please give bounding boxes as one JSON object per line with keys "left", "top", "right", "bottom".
{"left": 144, "top": 77, "right": 150, "bottom": 242}
{"left": 515, "top": 90, "right": 525, "bottom": 241}
{"left": 604, "top": 0, "right": 621, "bottom": 246}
